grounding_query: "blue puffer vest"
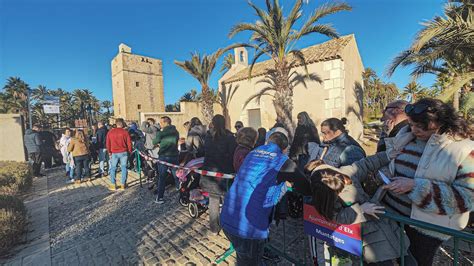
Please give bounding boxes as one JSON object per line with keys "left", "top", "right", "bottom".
{"left": 318, "top": 133, "right": 366, "bottom": 167}
{"left": 220, "top": 142, "right": 288, "bottom": 239}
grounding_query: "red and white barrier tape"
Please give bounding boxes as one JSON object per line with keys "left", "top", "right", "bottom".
{"left": 137, "top": 150, "right": 235, "bottom": 179}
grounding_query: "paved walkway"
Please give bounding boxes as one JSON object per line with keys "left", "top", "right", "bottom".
{"left": 1, "top": 166, "right": 473, "bottom": 266}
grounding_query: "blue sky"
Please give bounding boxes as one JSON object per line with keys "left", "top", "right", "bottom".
{"left": 1, "top": 0, "right": 445, "bottom": 104}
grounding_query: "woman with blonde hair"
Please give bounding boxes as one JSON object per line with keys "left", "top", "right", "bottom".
{"left": 67, "top": 129, "right": 91, "bottom": 184}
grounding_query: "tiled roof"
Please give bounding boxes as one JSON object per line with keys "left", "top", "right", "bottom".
{"left": 223, "top": 34, "right": 354, "bottom": 83}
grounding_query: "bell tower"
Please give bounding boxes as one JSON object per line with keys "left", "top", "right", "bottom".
{"left": 111, "top": 43, "right": 165, "bottom": 121}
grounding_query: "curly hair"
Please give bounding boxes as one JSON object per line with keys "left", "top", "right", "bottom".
{"left": 407, "top": 98, "right": 470, "bottom": 139}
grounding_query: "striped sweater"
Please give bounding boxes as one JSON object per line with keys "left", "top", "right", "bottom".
{"left": 383, "top": 139, "right": 474, "bottom": 219}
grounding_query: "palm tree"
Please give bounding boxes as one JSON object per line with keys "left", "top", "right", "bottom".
{"left": 402, "top": 81, "right": 424, "bottom": 103}
{"left": 387, "top": 0, "right": 473, "bottom": 110}
{"left": 218, "top": 82, "right": 239, "bottom": 129}
{"left": 175, "top": 48, "right": 235, "bottom": 123}
{"left": 180, "top": 92, "right": 198, "bottom": 102}
{"left": 220, "top": 53, "right": 235, "bottom": 73}
{"left": 2, "top": 77, "right": 30, "bottom": 127}
{"left": 228, "top": 0, "right": 351, "bottom": 138}
{"left": 101, "top": 100, "right": 113, "bottom": 115}
{"left": 32, "top": 85, "right": 48, "bottom": 101}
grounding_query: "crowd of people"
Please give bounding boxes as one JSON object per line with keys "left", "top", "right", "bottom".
{"left": 23, "top": 97, "right": 473, "bottom": 266}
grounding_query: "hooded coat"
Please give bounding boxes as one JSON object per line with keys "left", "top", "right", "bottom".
{"left": 24, "top": 129, "right": 42, "bottom": 154}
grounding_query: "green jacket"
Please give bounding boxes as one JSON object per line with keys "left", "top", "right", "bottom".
{"left": 152, "top": 125, "right": 179, "bottom": 157}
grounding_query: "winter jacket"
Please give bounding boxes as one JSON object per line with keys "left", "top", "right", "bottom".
{"left": 95, "top": 126, "right": 108, "bottom": 149}
{"left": 106, "top": 128, "right": 132, "bottom": 154}
{"left": 152, "top": 125, "right": 179, "bottom": 157}
{"left": 383, "top": 125, "right": 474, "bottom": 238}
{"left": 185, "top": 125, "right": 207, "bottom": 157}
{"left": 315, "top": 132, "right": 366, "bottom": 167}
{"left": 335, "top": 152, "right": 411, "bottom": 263}
{"left": 24, "top": 129, "right": 42, "bottom": 154}
{"left": 201, "top": 130, "right": 237, "bottom": 195}
{"left": 289, "top": 124, "right": 320, "bottom": 159}
{"left": 67, "top": 138, "right": 90, "bottom": 157}
{"left": 140, "top": 121, "right": 160, "bottom": 150}
{"left": 376, "top": 120, "right": 409, "bottom": 152}
{"left": 220, "top": 142, "right": 289, "bottom": 239}
{"left": 59, "top": 134, "right": 71, "bottom": 163}
{"left": 39, "top": 131, "right": 57, "bottom": 153}
{"left": 233, "top": 144, "right": 252, "bottom": 172}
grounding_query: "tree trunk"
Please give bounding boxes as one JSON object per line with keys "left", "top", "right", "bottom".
{"left": 200, "top": 85, "right": 214, "bottom": 125}
{"left": 273, "top": 60, "right": 295, "bottom": 142}
{"left": 453, "top": 88, "right": 460, "bottom": 112}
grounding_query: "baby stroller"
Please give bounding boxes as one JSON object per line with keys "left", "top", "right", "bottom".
{"left": 175, "top": 157, "right": 209, "bottom": 218}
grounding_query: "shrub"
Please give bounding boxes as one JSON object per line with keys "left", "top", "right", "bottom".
{"left": 0, "top": 195, "right": 27, "bottom": 256}
{"left": 0, "top": 161, "right": 32, "bottom": 195}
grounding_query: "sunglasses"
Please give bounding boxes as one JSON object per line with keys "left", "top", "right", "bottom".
{"left": 405, "top": 103, "right": 433, "bottom": 115}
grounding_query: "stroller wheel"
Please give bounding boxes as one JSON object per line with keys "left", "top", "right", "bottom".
{"left": 179, "top": 196, "right": 188, "bottom": 207}
{"left": 188, "top": 203, "right": 199, "bottom": 218}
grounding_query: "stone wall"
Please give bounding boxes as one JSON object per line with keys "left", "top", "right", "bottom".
{"left": 140, "top": 102, "right": 222, "bottom": 137}
{"left": 0, "top": 114, "right": 26, "bottom": 162}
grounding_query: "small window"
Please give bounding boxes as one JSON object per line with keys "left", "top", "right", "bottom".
{"left": 240, "top": 51, "right": 244, "bottom": 62}
{"left": 136, "top": 82, "right": 139, "bottom": 87}
{"left": 137, "top": 104, "right": 141, "bottom": 110}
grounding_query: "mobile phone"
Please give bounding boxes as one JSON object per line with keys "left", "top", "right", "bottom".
{"left": 378, "top": 170, "right": 391, "bottom": 185}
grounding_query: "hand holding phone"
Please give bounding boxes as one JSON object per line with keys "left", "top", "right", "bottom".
{"left": 378, "top": 170, "right": 391, "bottom": 185}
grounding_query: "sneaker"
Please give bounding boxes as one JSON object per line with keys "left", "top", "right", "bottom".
{"left": 118, "top": 184, "right": 126, "bottom": 190}
{"left": 66, "top": 179, "right": 74, "bottom": 184}
{"left": 74, "top": 180, "right": 81, "bottom": 185}
{"left": 95, "top": 173, "right": 103, "bottom": 178}
{"left": 154, "top": 198, "right": 165, "bottom": 204}
{"left": 108, "top": 185, "right": 117, "bottom": 191}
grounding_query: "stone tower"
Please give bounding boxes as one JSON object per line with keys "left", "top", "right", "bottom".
{"left": 111, "top": 43, "right": 165, "bottom": 121}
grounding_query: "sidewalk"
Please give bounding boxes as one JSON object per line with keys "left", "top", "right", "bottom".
{"left": 1, "top": 173, "right": 51, "bottom": 266}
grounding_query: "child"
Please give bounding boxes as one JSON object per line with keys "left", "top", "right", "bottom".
{"left": 307, "top": 153, "right": 411, "bottom": 265}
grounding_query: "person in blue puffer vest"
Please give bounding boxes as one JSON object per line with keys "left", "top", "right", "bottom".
{"left": 220, "top": 128, "right": 311, "bottom": 265}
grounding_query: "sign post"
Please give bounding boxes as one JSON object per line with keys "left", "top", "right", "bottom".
{"left": 303, "top": 204, "right": 363, "bottom": 257}
{"left": 43, "top": 96, "right": 60, "bottom": 115}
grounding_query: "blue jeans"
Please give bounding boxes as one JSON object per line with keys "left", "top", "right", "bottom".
{"left": 155, "top": 155, "right": 179, "bottom": 199}
{"left": 223, "top": 229, "right": 266, "bottom": 266}
{"left": 98, "top": 148, "right": 108, "bottom": 174}
{"left": 110, "top": 152, "right": 128, "bottom": 185}
{"left": 73, "top": 155, "right": 91, "bottom": 181}
{"left": 65, "top": 163, "right": 74, "bottom": 179}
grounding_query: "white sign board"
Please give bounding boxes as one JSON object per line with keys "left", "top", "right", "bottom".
{"left": 43, "top": 105, "right": 60, "bottom": 114}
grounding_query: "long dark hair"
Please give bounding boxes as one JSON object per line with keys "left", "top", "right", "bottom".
{"left": 211, "top": 114, "right": 227, "bottom": 139}
{"left": 321, "top": 118, "right": 347, "bottom": 133}
{"left": 407, "top": 98, "right": 470, "bottom": 139}
{"left": 307, "top": 160, "right": 349, "bottom": 221}
{"left": 189, "top": 117, "right": 202, "bottom": 129}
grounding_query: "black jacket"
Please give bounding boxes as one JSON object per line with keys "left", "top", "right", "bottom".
{"left": 201, "top": 130, "right": 237, "bottom": 195}
{"left": 95, "top": 127, "right": 108, "bottom": 149}
{"left": 24, "top": 129, "right": 42, "bottom": 154}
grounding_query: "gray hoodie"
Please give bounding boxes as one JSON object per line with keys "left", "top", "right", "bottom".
{"left": 140, "top": 121, "right": 160, "bottom": 150}
{"left": 24, "top": 129, "right": 42, "bottom": 154}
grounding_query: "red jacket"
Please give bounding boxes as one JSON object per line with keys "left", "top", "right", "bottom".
{"left": 106, "top": 128, "right": 132, "bottom": 154}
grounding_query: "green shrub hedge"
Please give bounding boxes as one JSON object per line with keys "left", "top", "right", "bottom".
{"left": 0, "top": 161, "right": 32, "bottom": 195}
{"left": 0, "top": 194, "right": 27, "bottom": 256}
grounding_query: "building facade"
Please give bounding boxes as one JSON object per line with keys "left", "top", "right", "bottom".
{"left": 219, "top": 35, "right": 365, "bottom": 140}
{"left": 111, "top": 44, "right": 165, "bottom": 121}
